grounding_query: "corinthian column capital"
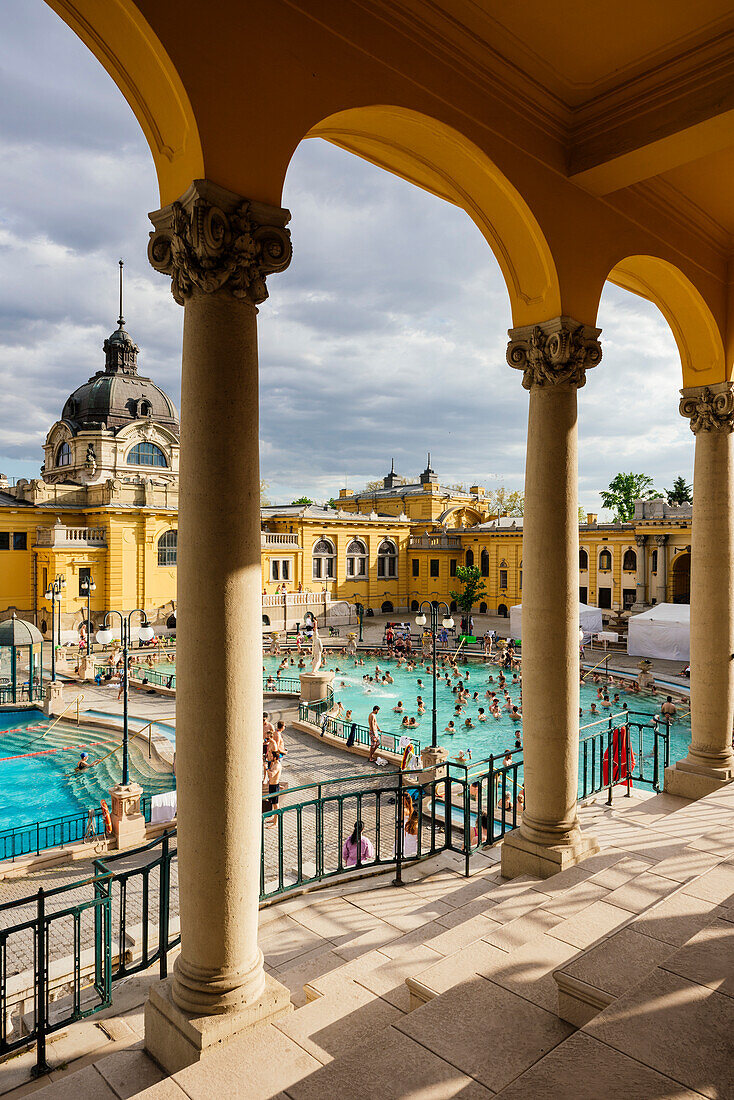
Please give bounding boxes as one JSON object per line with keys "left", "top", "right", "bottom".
{"left": 635, "top": 534, "right": 647, "bottom": 547}
{"left": 148, "top": 179, "right": 292, "bottom": 306}
{"left": 679, "top": 382, "right": 734, "bottom": 434}
{"left": 506, "top": 316, "right": 602, "bottom": 391}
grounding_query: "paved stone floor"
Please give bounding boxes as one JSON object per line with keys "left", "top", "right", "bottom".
{"left": 2, "top": 780, "right": 732, "bottom": 1100}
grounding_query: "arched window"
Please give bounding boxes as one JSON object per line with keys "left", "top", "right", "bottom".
{"left": 157, "top": 530, "right": 177, "bottom": 566}
{"left": 411, "top": 600, "right": 419, "bottom": 612}
{"left": 599, "top": 548, "right": 612, "bottom": 572}
{"left": 128, "top": 442, "right": 167, "bottom": 467}
{"left": 346, "top": 538, "right": 367, "bottom": 578}
{"left": 480, "top": 549, "right": 489, "bottom": 577}
{"left": 377, "top": 539, "right": 397, "bottom": 578}
{"left": 579, "top": 548, "right": 588, "bottom": 570}
{"left": 55, "top": 441, "right": 71, "bottom": 467}
{"left": 623, "top": 548, "right": 637, "bottom": 571}
{"left": 465, "top": 549, "right": 474, "bottom": 567}
{"left": 312, "top": 538, "right": 335, "bottom": 580}
{"left": 381, "top": 600, "right": 394, "bottom": 613}
{"left": 652, "top": 549, "right": 658, "bottom": 573}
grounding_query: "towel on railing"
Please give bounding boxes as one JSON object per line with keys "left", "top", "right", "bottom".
{"left": 151, "top": 790, "right": 177, "bottom": 823}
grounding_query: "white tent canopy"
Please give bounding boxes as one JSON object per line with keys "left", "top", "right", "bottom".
{"left": 627, "top": 603, "right": 690, "bottom": 661}
{"left": 509, "top": 602, "right": 602, "bottom": 641}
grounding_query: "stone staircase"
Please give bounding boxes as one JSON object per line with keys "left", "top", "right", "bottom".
{"left": 14, "top": 782, "right": 734, "bottom": 1099}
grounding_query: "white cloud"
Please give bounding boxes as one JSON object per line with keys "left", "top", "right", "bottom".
{"left": 0, "top": 0, "right": 694, "bottom": 517}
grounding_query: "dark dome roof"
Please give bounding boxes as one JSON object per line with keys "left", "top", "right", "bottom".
{"left": 0, "top": 613, "right": 43, "bottom": 646}
{"left": 61, "top": 321, "right": 179, "bottom": 436}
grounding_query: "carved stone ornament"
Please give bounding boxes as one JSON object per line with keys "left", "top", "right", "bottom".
{"left": 654, "top": 534, "right": 668, "bottom": 546}
{"left": 635, "top": 534, "right": 647, "bottom": 547}
{"left": 148, "top": 179, "right": 292, "bottom": 306}
{"left": 679, "top": 383, "right": 734, "bottom": 434}
{"left": 506, "top": 316, "right": 602, "bottom": 390}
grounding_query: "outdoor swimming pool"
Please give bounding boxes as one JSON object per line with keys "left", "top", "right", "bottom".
{"left": 0, "top": 710, "right": 174, "bottom": 833}
{"left": 262, "top": 653, "right": 692, "bottom": 766}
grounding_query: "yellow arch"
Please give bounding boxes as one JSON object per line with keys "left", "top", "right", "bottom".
{"left": 607, "top": 256, "right": 726, "bottom": 387}
{"left": 44, "top": 0, "right": 203, "bottom": 204}
{"left": 305, "top": 106, "right": 560, "bottom": 327}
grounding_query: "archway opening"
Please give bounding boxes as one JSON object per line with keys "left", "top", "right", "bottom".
{"left": 672, "top": 552, "right": 691, "bottom": 604}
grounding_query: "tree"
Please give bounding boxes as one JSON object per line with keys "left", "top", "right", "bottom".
{"left": 450, "top": 565, "right": 487, "bottom": 634}
{"left": 578, "top": 506, "right": 587, "bottom": 523}
{"left": 260, "top": 479, "right": 270, "bottom": 506}
{"left": 364, "top": 476, "right": 411, "bottom": 491}
{"left": 666, "top": 476, "right": 692, "bottom": 505}
{"left": 600, "top": 472, "right": 658, "bottom": 522}
{"left": 290, "top": 496, "right": 313, "bottom": 507}
{"left": 486, "top": 486, "right": 524, "bottom": 517}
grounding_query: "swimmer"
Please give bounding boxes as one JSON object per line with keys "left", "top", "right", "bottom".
{"left": 393, "top": 701, "right": 404, "bottom": 713}
{"left": 510, "top": 706, "right": 522, "bottom": 723}
{"left": 75, "top": 752, "right": 91, "bottom": 771}
{"left": 444, "top": 721, "right": 456, "bottom": 735}
{"left": 478, "top": 708, "right": 486, "bottom": 722}
{"left": 464, "top": 717, "right": 474, "bottom": 729}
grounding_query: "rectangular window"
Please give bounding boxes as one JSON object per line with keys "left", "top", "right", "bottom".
{"left": 519, "top": 569, "right": 522, "bottom": 591}
{"left": 579, "top": 585, "right": 588, "bottom": 604}
{"left": 623, "top": 588, "right": 636, "bottom": 610}
{"left": 598, "top": 587, "right": 612, "bottom": 609}
{"left": 78, "top": 566, "right": 91, "bottom": 597}
{"left": 325, "top": 557, "right": 334, "bottom": 578}
{"left": 412, "top": 559, "right": 419, "bottom": 578}
{"left": 449, "top": 558, "right": 457, "bottom": 578}
{"left": 0, "top": 532, "right": 9, "bottom": 550}
{"left": 13, "top": 532, "right": 27, "bottom": 550}
{"left": 272, "top": 560, "right": 280, "bottom": 581}
{"left": 43, "top": 567, "right": 48, "bottom": 595}
{"left": 499, "top": 569, "right": 508, "bottom": 589}
{"left": 430, "top": 559, "right": 439, "bottom": 578}
{"left": 312, "top": 557, "right": 322, "bottom": 580}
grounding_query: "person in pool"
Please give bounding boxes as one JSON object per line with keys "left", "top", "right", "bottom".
{"left": 444, "top": 720, "right": 456, "bottom": 735}
{"left": 393, "top": 701, "right": 404, "bottom": 713}
{"left": 478, "top": 708, "right": 486, "bottom": 722}
{"left": 76, "top": 752, "right": 91, "bottom": 771}
{"left": 464, "top": 717, "right": 474, "bottom": 729}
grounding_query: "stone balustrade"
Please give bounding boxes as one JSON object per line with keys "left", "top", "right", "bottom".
{"left": 35, "top": 524, "right": 107, "bottom": 547}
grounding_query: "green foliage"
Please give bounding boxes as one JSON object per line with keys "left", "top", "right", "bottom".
{"left": 578, "top": 506, "right": 587, "bottom": 523}
{"left": 600, "top": 472, "right": 658, "bottom": 522}
{"left": 260, "top": 479, "right": 270, "bottom": 506}
{"left": 487, "top": 486, "right": 524, "bottom": 517}
{"left": 666, "top": 476, "right": 692, "bottom": 505}
{"left": 290, "top": 496, "right": 314, "bottom": 506}
{"left": 450, "top": 565, "right": 487, "bottom": 618}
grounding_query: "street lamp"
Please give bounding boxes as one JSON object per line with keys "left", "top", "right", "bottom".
{"left": 355, "top": 601, "right": 364, "bottom": 642}
{"left": 415, "top": 601, "right": 454, "bottom": 749}
{"left": 44, "top": 574, "right": 67, "bottom": 681}
{"left": 80, "top": 574, "right": 96, "bottom": 656}
{"left": 95, "top": 610, "right": 155, "bottom": 785}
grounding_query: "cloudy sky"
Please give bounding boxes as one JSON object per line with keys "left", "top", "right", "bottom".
{"left": 0, "top": 1, "right": 693, "bottom": 515}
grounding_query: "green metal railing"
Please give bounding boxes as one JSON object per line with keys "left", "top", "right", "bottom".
{"left": 263, "top": 676, "right": 301, "bottom": 694}
{"left": 0, "top": 684, "right": 45, "bottom": 705}
{"left": 0, "top": 871, "right": 113, "bottom": 1076}
{"left": 578, "top": 710, "right": 669, "bottom": 801}
{"left": 129, "top": 666, "right": 175, "bottom": 690}
{"left": 321, "top": 714, "right": 423, "bottom": 757}
{"left": 0, "top": 798, "right": 152, "bottom": 864}
{"left": 94, "top": 831, "right": 178, "bottom": 982}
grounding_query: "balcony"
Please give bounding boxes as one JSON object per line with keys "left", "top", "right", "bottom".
{"left": 261, "top": 532, "right": 301, "bottom": 548}
{"left": 35, "top": 524, "right": 107, "bottom": 548}
{"left": 408, "top": 534, "right": 462, "bottom": 549}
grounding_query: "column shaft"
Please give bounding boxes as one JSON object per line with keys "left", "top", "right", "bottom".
{"left": 634, "top": 537, "right": 647, "bottom": 607}
{"left": 174, "top": 288, "right": 264, "bottom": 1013}
{"left": 687, "top": 429, "right": 734, "bottom": 773}
{"left": 655, "top": 539, "right": 668, "bottom": 605}
{"left": 519, "top": 384, "right": 581, "bottom": 844}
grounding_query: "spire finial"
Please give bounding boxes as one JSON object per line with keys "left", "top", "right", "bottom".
{"left": 390, "top": 457, "right": 395, "bottom": 474}
{"left": 118, "top": 259, "right": 125, "bottom": 328}
{"left": 427, "top": 451, "right": 431, "bottom": 467}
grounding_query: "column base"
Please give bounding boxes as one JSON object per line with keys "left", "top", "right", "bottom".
{"left": 501, "top": 827, "right": 600, "bottom": 880}
{"left": 420, "top": 746, "right": 449, "bottom": 769}
{"left": 145, "top": 973, "right": 292, "bottom": 1075}
{"left": 664, "top": 759, "right": 734, "bottom": 800}
{"left": 109, "top": 783, "right": 147, "bottom": 848}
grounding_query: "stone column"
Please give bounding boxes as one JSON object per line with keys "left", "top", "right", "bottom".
{"left": 144, "top": 181, "right": 293, "bottom": 1073}
{"left": 666, "top": 383, "right": 734, "bottom": 798}
{"left": 655, "top": 534, "right": 668, "bottom": 606}
{"left": 632, "top": 534, "right": 647, "bottom": 609}
{"left": 501, "top": 318, "right": 601, "bottom": 879}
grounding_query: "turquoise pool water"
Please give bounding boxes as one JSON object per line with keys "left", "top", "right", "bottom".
{"left": 262, "top": 653, "right": 692, "bottom": 766}
{"left": 0, "top": 710, "right": 174, "bottom": 832}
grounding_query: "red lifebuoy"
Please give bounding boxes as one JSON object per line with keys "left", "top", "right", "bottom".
{"left": 100, "top": 799, "right": 112, "bottom": 835}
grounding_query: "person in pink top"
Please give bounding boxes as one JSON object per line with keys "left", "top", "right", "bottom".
{"left": 342, "top": 820, "right": 375, "bottom": 867}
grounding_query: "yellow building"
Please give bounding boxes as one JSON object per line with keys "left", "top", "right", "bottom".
{"left": 0, "top": 299, "right": 179, "bottom": 640}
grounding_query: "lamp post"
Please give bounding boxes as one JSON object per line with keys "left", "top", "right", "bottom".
{"left": 80, "top": 574, "right": 96, "bottom": 656}
{"left": 95, "top": 610, "right": 155, "bottom": 785}
{"left": 44, "top": 574, "right": 66, "bottom": 682}
{"left": 415, "top": 601, "right": 454, "bottom": 749}
{"left": 355, "top": 601, "right": 364, "bottom": 642}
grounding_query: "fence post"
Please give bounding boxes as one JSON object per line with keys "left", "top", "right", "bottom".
{"left": 393, "top": 768, "right": 404, "bottom": 886}
{"left": 625, "top": 716, "right": 632, "bottom": 797}
{"left": 463, "top": 766, "right": 471, "bottom": 878}
{"left": 159, "top": 833, "right": 170, "bottom": 979}
{"left": 31, "top": 888, "right": 51, "bottom": 1078}
{"left": 606, "top": 719, "right": 614, "bottom": 806}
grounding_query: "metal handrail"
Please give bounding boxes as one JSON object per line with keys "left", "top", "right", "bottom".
{"left": 29, "top": 694, "right": 85, "bottom": 744}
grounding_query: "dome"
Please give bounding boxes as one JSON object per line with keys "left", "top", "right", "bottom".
{"left": 0, "top": 613, "right": 43, "bottom": 646}
{"left": 60, "top": 320, "right": 179, "bottom": 436}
